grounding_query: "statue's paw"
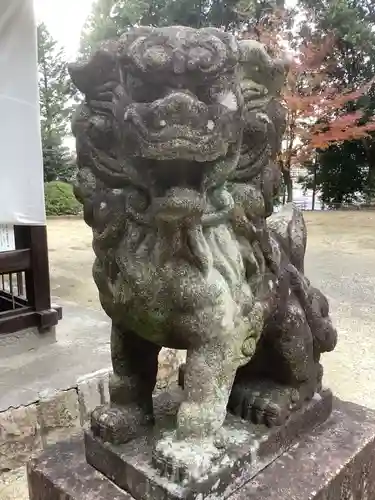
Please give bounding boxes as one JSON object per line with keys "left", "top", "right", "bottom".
{"left": 91, "top": 404, "right": 152, "bottom": 444}
{"left": 228, "top": 380, "right": 310, "bottom": 427}
{"left": 152, "top": 431, "right": 224, "bottom": 483}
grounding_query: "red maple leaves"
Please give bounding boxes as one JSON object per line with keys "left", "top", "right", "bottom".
{"left": 282, "top": 34, "right": 375, "bottom": 164}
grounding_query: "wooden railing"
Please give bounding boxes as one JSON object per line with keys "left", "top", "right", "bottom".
{"left": 0, "top": 226, "right": 62, "bottom": 335}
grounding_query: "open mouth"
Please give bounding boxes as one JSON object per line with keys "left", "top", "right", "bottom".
{"left": 134, "top": 135, "right": 229, "bottom": 163}
{"left": 123, "top": 112, "right": 232, "bottom": 162}
{"left": 133, "top": 157, "right": 223, "bottom": 191}
{"left": 121, "top": 90, "right": 243, "bottom": 162}
{"left": 132, "top": 139, "right": 241, "bottom": 196}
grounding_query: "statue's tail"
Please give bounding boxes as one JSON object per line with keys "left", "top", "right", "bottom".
{"left": 268, "top": 204, "right": 337, "bottom": 353}
{"left": 267, "top": 203, "right": 307, "bottom": 274}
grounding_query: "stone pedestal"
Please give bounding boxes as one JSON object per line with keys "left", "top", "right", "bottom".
{"left": 84, "top": 388, "right": 332, "bottom": 500}
{"left": 28, "top": 398, "right": 375, "bottom": 500}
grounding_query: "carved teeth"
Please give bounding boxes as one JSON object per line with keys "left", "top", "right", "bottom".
{"left": 207, "top": 120, "right": 215, "bottom": 131}
{"left": 218, "top": 91, "right": 238, "bottom": 111}
{"left": 256, "top": 112, "right": 272, "bottom": 124}
{"left": 160, "top": 120, "right": 167, "bottom": 127}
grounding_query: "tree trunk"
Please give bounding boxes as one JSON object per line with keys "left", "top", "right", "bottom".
{"left": 282, "top": 168, "right": 293, "bottom": 203}
{"left": 335, "top": 193, "right": 344, "bottom": 209}
{"left": 361, "top": 138, "right": 375, "bottom": 203}
{"left": 312, "top": 178, "right": 316, "bottom": 211}
{"left": 312, "top": 156, "right": 318, "bottom": 211}
{"left": 367, "top": 164, "right": 375, "bottom": 203}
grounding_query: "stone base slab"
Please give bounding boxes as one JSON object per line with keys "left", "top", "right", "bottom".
{"left": 27, "top": 399, "right": 375, "bottom": 500}
{"left": 27, "top": 437, "right": 132, "bottom": 500}
{"left": 84, "top": 389, "right": 332, "bottom": 500}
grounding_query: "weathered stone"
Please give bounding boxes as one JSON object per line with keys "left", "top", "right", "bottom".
{"left": 156, "top": 349, "right": 186, "bottom": 391}
{"left": 68, "top": 25, "right": 337, "bottom": 475}
{"left": 76, "top": 354, "right": 185, "bottom": 428}
{"left": 0, "top": 405, "right": 41, "bottom": 473}
{"left": 77, "top": 369, "right": 111, "bottom": 425}
{"left": 231, "top": 400, "right": 375, "bottom": 499}
{"left": 0, "top": 466, "right": 29, "bottom": 500}
{"left": 37, "top": 389, "right": 80, "bottom": 445}
{"left": 27, "top": 438, "right": 132, "bottom": 500}
{"left": 85, "top": 388, "right": 332, "bottom": 500}
{"left": 99, "top": 371, "right": 111, "bottom": 406}
{"left": 27, "top": 400, "right": 375, "bottom": 500}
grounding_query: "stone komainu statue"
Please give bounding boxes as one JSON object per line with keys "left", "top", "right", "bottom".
{"left": 69, "top": 26, "right": 337, "bottom": 450}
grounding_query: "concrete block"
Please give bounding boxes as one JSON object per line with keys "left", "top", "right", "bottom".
{"left": 27, "top": 438, "right": 132, "bottom": 500}
{"left": 0, "top": 466, "right": 29, "bottom": 500}
{"left": 28, "top": 399, "right": 375, "bottom": 500}
{"left": 98, "top": 370, "right": 111, "bottom": 405}
{"left": 37, "top": 389, "right": 80, "bottom": 446}
{"left": 85, "top": 389, "right": 333, "bottom": 500}
{"left": 0, "top": 404, "right": 42, "bottom": 472}
{"left": 77, "top": 369, "right": 111, "bottom": 425}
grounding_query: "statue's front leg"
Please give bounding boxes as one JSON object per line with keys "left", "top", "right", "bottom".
{"left": 153, "top": 304, "right": 259, "bottom": 482}
{"left": 91, "top": 324, "right": 161, "bottom": 444}
{"left": 154, "top": 341, "right": 240, "bottom": 482}
{"left": 176, "top": 338, "right": 239, "bottom": 441}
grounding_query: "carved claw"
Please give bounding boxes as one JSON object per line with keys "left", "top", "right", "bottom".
{"left": 228, "top": 381, "right": 311, "bottom": 427}
{"left": 91, "top": 404, "right": 153, "bottom": 445}
{"left": 152, "top": 431, "right": 224, "bottom": 483}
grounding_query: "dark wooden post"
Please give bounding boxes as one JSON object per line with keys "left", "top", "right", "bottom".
{"left": 0, "top": 225, "right": 62, "bottom": 334}
{"left": 23, "top": 226, "right": 52, "bottom": 312}
{"left": 16, "top": 225, "right": 61, "bottom": 330}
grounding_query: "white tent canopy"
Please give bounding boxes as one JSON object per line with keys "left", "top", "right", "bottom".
{"left": 0, "top": 0, "right": 45, "bottom": 225}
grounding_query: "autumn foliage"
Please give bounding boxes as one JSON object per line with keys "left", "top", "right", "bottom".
{"left": 245, "top": 7, "right": 375, "bottom": 202}
{"left": 283, "top": 35, "right": 375, "bottom": 166}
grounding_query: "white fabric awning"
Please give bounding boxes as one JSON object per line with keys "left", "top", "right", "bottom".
{"left": 0, "top": 0, "right": 45, "bottom": 225}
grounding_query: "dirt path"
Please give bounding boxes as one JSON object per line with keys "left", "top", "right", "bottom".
{"left": 47, "top": 212, "right": 375, "bottom": 409}
{"left": 2, "top": 211, "right": 374, "bottom": 500}
{"left": 47, "top": 211, "right": 375, "bottom": 307}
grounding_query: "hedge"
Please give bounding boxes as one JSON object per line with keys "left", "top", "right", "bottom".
{"left": 44, "top": 181, "right": 82, "bottom": 216}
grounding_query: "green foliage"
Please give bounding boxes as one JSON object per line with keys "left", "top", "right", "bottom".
{"left": 80, "top": 0, "right": 285, "bottom": 56}
{"left": 299, "top": 0, "right": 375, "bottom": 86}
{"left": 44, "top": 181, "right": 82, "bottom": 216}
{"left": 299, "top": 141, "right": 371, "bottom": 207}
{"left": 79, "top": 0, "right": 375, "bottom": 205}
{"left": 80, "top": 0, "right": 119, "bottom": 57}
{"left": 297, "top": 0, "right": 375, "bottom": 204}
{"left": 80, "top": 0, "right": 235, "bottom": 56}
{"left": 38, "top": 23, "right": 76, "bottom": 182}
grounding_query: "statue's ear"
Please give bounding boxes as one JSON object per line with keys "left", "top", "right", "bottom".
{"left": 200, "top": 28, "right": 240, "bottom": 64}
{"left": 118, "top": 26, "right": 154, "bottom": 52}
{"left": 238, "top": 40, "right": 289, "bottom": 96}
{"left": 68, "top": 41, "right": 118, "bottom": 95}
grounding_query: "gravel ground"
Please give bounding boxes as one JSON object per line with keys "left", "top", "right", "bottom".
{"left": 303, "top": 211, "right": 375, "bottom": 410}
{"left": 46, "top": 211, "right": 375, "bottom": 410}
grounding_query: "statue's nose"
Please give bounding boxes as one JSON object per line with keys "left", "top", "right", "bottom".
{"left": 156, "top": 91, "right": 209, "bottom": 125}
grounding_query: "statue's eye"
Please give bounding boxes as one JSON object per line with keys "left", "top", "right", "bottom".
{"left": 196, "top": 86, "right": 212, "bottom": 105}
{"left": 127, "top": 74, "right": 164, "bottom": 103}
